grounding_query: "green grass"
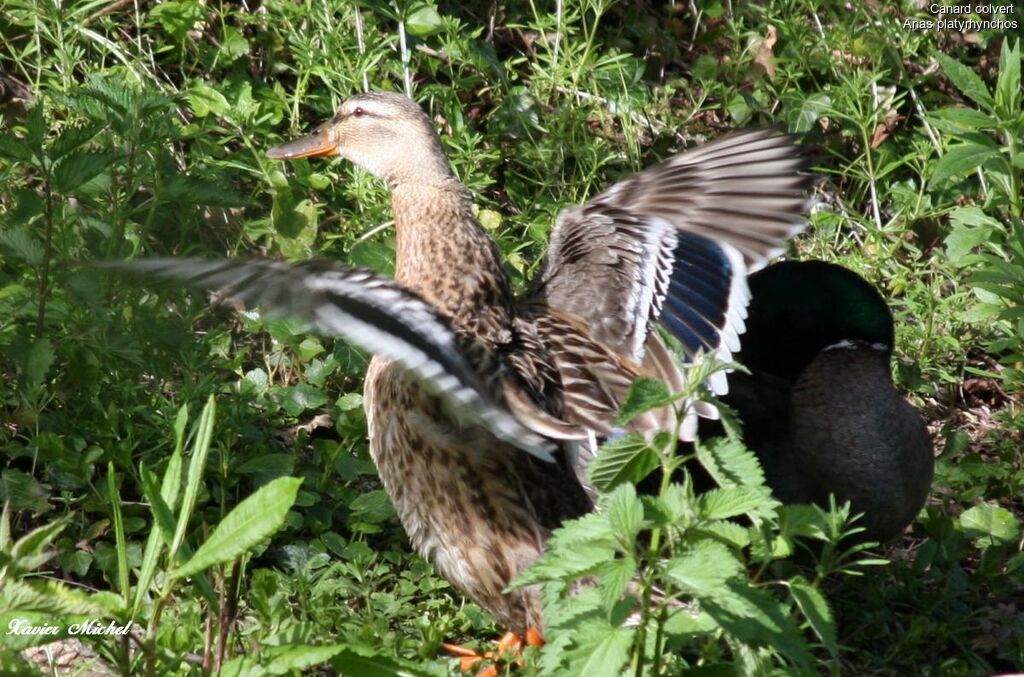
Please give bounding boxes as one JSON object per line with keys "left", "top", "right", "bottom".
{"left": 1, "top": 0, "right": 1022, "bottom": 674}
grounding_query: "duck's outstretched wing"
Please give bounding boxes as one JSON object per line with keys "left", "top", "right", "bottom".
{"left": 532, "top": 129, "right": 816, "bottom": 397}
{"left": 101, "top": 258, "right": 556, "bottom": 462}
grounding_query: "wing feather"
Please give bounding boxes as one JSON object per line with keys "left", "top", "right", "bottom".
{"left": 101, "top": 258, "right": 556, "bottom": 461}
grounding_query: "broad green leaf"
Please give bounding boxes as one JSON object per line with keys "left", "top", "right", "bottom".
{"left": 172, "top": 476, "right": 302, "bottom": 579}
{"left": 700, "top": 580, "right": 811, "bottom": 668}
{"left": 187, "top": 82, "right": 230, "bottom": 118}
{"left": 698, "top": 486, "right": 775, "bottom": 520}
{"left": 52, "top": 152, "right": 113, "bottom": 194}
{"left": 0, "top": 227, "right": 43, "bottom": 264}
{"left": 693, "top": 519, "right": 751, "bottom": 548}
{"left": 23, "top": 338, "right": 55, "bottom": 390}
{"left": 665, "top": 540, "right": 743, "bottom": 593}
{"left": 405, "top": 4, "right": 444, "bottom": 37}
{"left": 935, "top": 52, "right": 993, "bottom": 111}
{"left": 149, "top": 0, "right": 205, "bottom": 41}
{"left": 929, "top": 142, "right": 1000, "bottom": 186}
{"left": 558, "top": 621, "right": 634, "bottom": 677}
{"left": 589, "top": 433, "right": 659, "bottom": 492}
{"left": 788, "top": 576, "right": 837, "bottom": 656}
{"left": 959, "top": 503, "right": 1021, "bottom": 546}
{"left": 605, "top": 484, "right": 643, "bottom": 542}
{"left": 0, "top": 135, "right": 36, "bottom": 163}
{"left": 0, "top": 469, "right": 51, "bottom": 514}
{"left": 695, "top": 438, "right": 766, "bottom": 488}
{"left": 595, "top": 556, "right": 635, "bottom": 611}
{"left": 615, "top": 377, "right": 673, "bottom": 426}
{"left": 349, "top": 489, "right": 396, "bottom": 525}
{"left": 945, "top": 206, "right": 1000, "bottom": 266}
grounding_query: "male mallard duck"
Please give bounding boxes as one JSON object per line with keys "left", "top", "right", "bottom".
{"left": 723, "top": 260, "right": 933, "bottom": 541}
{"left": 110, "top": 92, "right": 815, "bottom": 642}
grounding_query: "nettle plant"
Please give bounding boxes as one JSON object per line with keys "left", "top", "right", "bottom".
{"left": 511, "top": 357, "right": 881, "bottom": 676}
{"left": 932, "top": 40, "right": 1024, "bottom": 388}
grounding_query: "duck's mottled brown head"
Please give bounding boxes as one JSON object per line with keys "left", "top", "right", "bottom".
{"left": 267, "top": 92, "right": 453, "bottom": 187}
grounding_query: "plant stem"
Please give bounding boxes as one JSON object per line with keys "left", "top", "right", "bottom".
{"left": 35, "top": 168, "right": 55, "bottom": 336}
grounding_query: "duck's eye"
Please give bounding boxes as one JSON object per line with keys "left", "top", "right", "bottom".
{"left": 353, "top": 107, "right": 365, "bottom": 118}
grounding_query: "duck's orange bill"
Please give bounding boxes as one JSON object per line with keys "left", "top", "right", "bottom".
{"left": 266, "top": 134, "right": 337, "bottom": 160}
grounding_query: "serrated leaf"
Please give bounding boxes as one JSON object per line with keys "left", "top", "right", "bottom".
{"left": 788, "top": 576, "right": 837, "bottom": 656}
{"left": 0, "top": 225, "right": 43, "bottom": 262}
{"left": 595, "top": 556, "right": 635, "bottom": 610}
{"left": 693, "top": 519, "right": 751, "bottom": 548}
{"left": 52, "top": 151, "right": 113, "bottom": 194}
{"left": 695, "top": 438, "right": 766, "bottom": 488}
{"left": 665, "top": 540, "right": 743, "bottom": 594}
{"left": 558, "top": 621, "right": 634, "bottom": 677}
{"left": 604, "top": 484, "right": 643, "bottom": 542}
{"left": 700, "top": 580, "right": 811, "bottom": 667}
{"left": 960, "top": 503, "right": 1021, "bottom": 545}
{"left": 935, "top": 52, "right": 993, "bottom": 111}
{"left": 589, "top": 433, "right": 660, "bottom": 492}
{"left": 698, "top": 486, "right": 776, "bottom": 520}
{"left": 930, "top": 143, "right": 1001, "bottom": 186}
{"left": 172, "top": 476, "right": 302, "bottom": 579}
{"left": 615, "top": 377, "right": 673, "bottom": 426}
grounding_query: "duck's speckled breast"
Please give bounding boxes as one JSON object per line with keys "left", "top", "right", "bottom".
{"left": 363, "top": 355, "right": 550, "bottom": 632}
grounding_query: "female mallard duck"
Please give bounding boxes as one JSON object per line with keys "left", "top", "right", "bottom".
{"left": 722, "top": 260, "right": 933, "bottom": 542}
{"left": 112, "top": 92, "right": 816, "bottom": 641}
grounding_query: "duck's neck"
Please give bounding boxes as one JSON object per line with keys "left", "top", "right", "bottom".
{"left": 391, "top": 180, "right": 515, "bottom": 344}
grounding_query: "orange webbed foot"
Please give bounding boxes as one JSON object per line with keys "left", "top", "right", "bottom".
{"left": 442, "top": 628, "right": 544, "bottom": 675}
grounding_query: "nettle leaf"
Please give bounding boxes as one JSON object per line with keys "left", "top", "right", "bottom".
{"left": 935, "top": 52, "right": 993, "bottom": 112}
{"left": 788, "top": 576, "right": 837, "bottom": 657}
{"left": 557, "top": 619, "right": 635, "bottom": 677}
{"left": 172, "top": 476, "right": 302, "bottom": 579}
{"left": 595, "top": 556, "right": 635, "bottom": 611}
{"left": 0, "top": 134, "right": 36, "bottom": 163}
{"left": 693, "top": 519, "right": 751, "bottom": 549}
{"left": 665, "top": 540, "right": 743, "bottom": 594}
{"left": 930, "top": 142, "right": 1001, "bottom": 186}
{"left": 52, "top": 151, "right": 114, "bottom": 194}
{"left": 588, "top": 433, "right": 659, "bottom": 492}
{"left": 604, "top": 484, "right": 643, "bottom": 542}
{"left": 700, "top": 580, "right": 811, "bottom": 668}
{"left": 695, "top": 438, "right": 766, "bottom": 489}
{"left": 0, "top": 229, "right": 44, "bottom": 265}
{"left": 959, "top": 503, "right": 1021, "bottom": 546}
{"left": 615, "top": 377, "right": 674, "bottom": 426}
{"left": 698, "top": 486, "right": 776, "bottom": 521}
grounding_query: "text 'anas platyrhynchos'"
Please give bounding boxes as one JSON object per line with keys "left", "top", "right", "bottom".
{"left": 109, "top": 92, "right": 817, "bottom": 638}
